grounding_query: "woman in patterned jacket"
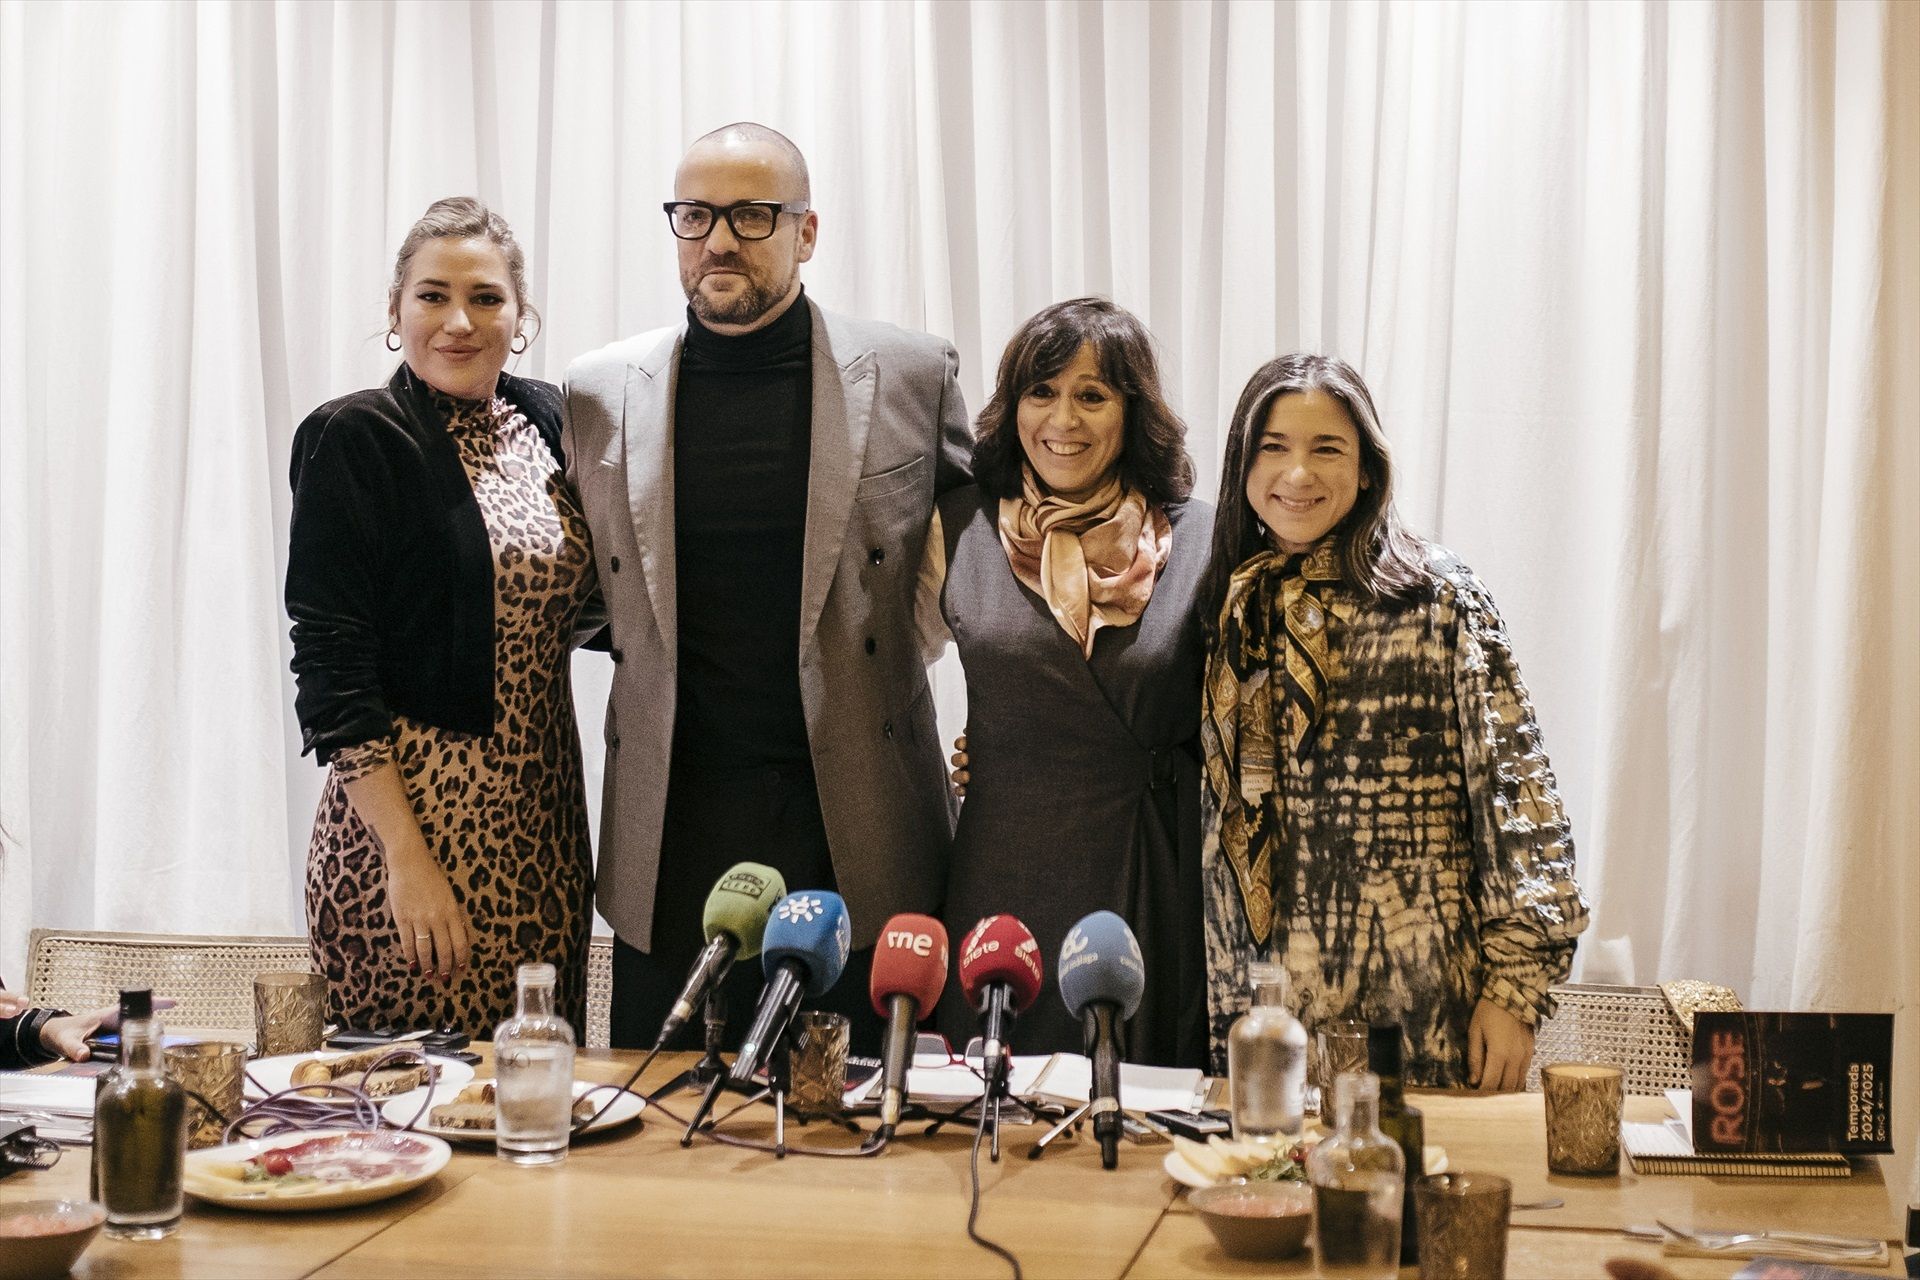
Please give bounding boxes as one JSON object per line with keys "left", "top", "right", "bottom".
{"left": 1196, "top": 354, "right": 1588, "bottom": 1089}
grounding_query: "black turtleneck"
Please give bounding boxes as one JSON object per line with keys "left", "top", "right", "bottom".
{"left": 671, "top": 290, "right": 814, "bottom": 766}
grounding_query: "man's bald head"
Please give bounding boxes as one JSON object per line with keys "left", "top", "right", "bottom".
{"left": 678, "top": 122, "right": 810, "bottom": 205}
{"left": 671, "top": 121, "right": 817, "bottom": 333}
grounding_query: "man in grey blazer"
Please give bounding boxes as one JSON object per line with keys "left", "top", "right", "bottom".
{"left": 563, "top": 123, "right": 971, "bottom": 1050}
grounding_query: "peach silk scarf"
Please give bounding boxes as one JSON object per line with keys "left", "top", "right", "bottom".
{"left": 996, "top": 464, "right": 1172, "bottom": 659}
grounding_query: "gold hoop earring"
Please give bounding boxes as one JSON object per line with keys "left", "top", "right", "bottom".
{"left": 385, "top": 330, "right": 401, "bottom": 352}
{"left": 510, "top": 333, "right": 529, "bottom": 355}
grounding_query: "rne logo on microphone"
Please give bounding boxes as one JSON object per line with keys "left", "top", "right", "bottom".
{"left": 719, "top": 871, "right": 769, "bottom": 897}
{"left": 1060, "top": 929, "right": 1091, "bottom": 964}
{"left": 886, "top": 929, "right": 936, "bottom": 957}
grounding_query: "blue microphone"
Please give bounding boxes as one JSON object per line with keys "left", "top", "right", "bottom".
{"left": 684, "top": 891, "right": 851, "bottom": 1143}
{"left": 1059, "top": 911, "right": 1146, "bottom": 1170}
{"left": 729, "top": 891, "right": 851, "bottom": 1087}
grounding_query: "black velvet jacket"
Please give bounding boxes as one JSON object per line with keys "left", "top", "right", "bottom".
{"left": 285, "top": 363, "right": 566, "bottom": 763}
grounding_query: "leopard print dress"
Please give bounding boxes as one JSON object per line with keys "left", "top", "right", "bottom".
{"left": 305, "top": 391, "right": 596, "bottom": 1038}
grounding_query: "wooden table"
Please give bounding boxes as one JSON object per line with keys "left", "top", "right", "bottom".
{"left": 3, "top": 1050, "right": 1901, "bottom": 1278}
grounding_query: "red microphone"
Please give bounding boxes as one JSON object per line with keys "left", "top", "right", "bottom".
{"left": 956, "top": 915, "right": 1044, "bottom": 1097}
{"left": 869, "top": 914, "right": 949, "bottom": 1140}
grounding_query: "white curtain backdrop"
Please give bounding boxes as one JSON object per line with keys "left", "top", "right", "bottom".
{"left": 2, "top": 0, "right": 1915, "bottom": 1185}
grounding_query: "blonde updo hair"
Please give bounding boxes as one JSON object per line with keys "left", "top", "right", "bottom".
{"left": 386, "top": 196, "right": 541, "bottom": 343}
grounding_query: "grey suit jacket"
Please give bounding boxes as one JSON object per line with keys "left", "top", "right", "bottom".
{"left": 562, "top": 298, "right": 972, "bottom": 951}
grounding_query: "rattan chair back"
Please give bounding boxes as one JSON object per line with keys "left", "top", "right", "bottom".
{"left": 586, "top": 936, "right": 612, "bottom": 1049}
{"left": 25, "top": 929, "right": 313, "bottom": 1033}
{"left": 1527, "top": 982, "right": 1693, "bottom": 1095}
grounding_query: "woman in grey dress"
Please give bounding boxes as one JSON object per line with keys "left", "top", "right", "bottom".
{"left": 919, "top": 298, "right": 1211, "bottom": 1068}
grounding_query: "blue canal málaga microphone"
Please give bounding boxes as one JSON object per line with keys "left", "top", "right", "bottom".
{"left": 729, "top": 890, "right": 852, "bottom": 1087}
{"left": 684, "top": 890, "right": 852, "bottom": 1141}
{"left": 1058, "top": 911, "right": 1146, "bottom": 1170}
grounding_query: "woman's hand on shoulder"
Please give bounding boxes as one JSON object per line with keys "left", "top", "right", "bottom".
{"left": 950, "top": 734, "right": 969, "bottom": 797}
{"left": 1467, "top": 998, "right": 1534, "bottom": 1092}
{"left": 386, "top": 842, "right": 473, "bottom": 984}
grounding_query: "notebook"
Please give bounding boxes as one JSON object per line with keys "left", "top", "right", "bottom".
{"left": 1623, "top": 1090, "right": 1851, "bottom": 1178}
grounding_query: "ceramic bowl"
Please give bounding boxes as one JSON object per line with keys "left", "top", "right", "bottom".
{"left": 0, "top": 1199, "right": 108, "bottom": 1280}
{"left": 1188, "top": 1179, "right": 1313, "bottom": 1260}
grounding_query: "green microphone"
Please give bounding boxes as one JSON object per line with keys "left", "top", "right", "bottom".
{"left": 654, "top": 862, "right": 788, "bottom": 1051}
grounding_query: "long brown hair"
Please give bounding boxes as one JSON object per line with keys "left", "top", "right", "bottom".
{"left": 971, "top": 298, "right": 1194, "bottom": 505}
{"left": 1198, "top": 354, "right": 1430, "bottom": 642}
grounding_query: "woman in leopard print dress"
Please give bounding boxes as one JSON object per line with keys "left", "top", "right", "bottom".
{"left": 286, "top": 198, "right": 596, "bottom": 1037}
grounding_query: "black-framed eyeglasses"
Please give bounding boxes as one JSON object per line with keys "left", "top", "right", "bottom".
{"left": 662, "top": 200, "right": 809, "bottom": 242}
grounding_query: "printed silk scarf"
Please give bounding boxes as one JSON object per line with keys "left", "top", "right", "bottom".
{"left": 1200, "top": 542, "right": 1342, "bottom": 944}
{"left": 997, "top": 464, "right": 1171, "bottom": 659}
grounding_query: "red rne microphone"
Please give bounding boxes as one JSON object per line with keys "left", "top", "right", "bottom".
{"left": 956, "top": 914, "right": 1044, "bottom": 1097}
{"left": 869, "top": 914, "right": 949, "bottom": 1140}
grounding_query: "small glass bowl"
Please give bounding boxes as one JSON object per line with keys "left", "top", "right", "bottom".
{"left": 1188, "top": 1178, "right": 1313, "bottom": 1260}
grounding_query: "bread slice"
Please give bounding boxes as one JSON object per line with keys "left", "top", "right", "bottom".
{"left": 428, "top": 1101, "right": 497, "bottom": 1130}
{"left": 289, "top": 1046, "right": 404, "bottom": 1087}
{"left": 334, "top": 1065, "right": 429, "bottom": 1098}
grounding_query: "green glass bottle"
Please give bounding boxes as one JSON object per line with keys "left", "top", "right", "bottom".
{"left": 1368, "top": 1024, "right": 1425, "bottom": 1266}
{"left": 96, "top": 989, "right": 188, "bottom": 1240}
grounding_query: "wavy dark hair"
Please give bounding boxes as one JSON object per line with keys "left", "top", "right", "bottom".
{"left": 1198, "top": 354, "right": 1431, "bottom": 643}
{"left": 971, "top": 298, "right": 1194, "bottom": 505}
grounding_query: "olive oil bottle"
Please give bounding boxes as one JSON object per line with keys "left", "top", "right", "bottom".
{"left": 96, "top": 988, "right": 188, "bottom": 1239}
{"left": 1367, "top": 1024, "right": 1425, "bottom": 1266}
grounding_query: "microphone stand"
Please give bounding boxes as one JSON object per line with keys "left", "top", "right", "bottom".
{"left": 678, "top": 1016, "right": 797, "bottom": 1154}
{"left": 920, "top": 1041, "right": 1043, "bottom": 1162}
{"left": 648, "top": 989, "right": 730, "bottom": 1103}
{"left": 682, "top": 1018, "right": 882, "bottom": 1156}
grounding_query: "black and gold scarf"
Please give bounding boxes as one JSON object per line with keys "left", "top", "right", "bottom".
{"left": 1201, "top": 542, "right": 1342, "bottom": 945}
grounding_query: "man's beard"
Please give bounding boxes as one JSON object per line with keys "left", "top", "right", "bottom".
{"left": 684, "top": 260, "right": 791, "bottom": 327}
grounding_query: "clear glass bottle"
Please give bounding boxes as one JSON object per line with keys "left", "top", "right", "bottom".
{"left": 1227, "top": 961, "right": 1307, "bottom": 1146}
{"left": 493, "top": 962, "right": 576, "bottom": 1165}
{"left": 95, "top": 988, "right": 187, "bottom": 1239}
{"left": 1308, "top": 1071, "right": 1404, "bottom": 1280}
{"left": 1368, "top": 1024, "right": 1425, "bottom": 1266}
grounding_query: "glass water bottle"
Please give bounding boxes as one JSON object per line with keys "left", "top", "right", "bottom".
{"left": 1307, "top": 1071, "right": 1404, "bottom": 1279}
{"left": 492, "top": 962, "right": 576, "bottom": 1165}
{"left": 1226, "top": 961, "right": 1307, "bottom": 1146}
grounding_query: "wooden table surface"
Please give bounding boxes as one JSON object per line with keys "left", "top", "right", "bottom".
{"left": 3, "top": 1048, "right": 1902, "bottom": 1278}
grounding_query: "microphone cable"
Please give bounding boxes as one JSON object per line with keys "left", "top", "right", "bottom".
{"left": 570, "top": 1042, "right": 665, "bottom": 1134}
{"left": 965, "top": 1103, "right": 1023, "bottom": 1280}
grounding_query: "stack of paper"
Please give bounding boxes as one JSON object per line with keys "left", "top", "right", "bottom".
{"left": 0, "top": 1071, "right": 97, "bottom": 1144}
{"left": 1621, "top": 1090, "right": 1850, "bottom": 1178}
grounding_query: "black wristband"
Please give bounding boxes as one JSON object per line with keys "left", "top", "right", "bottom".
{"left": 13, "top": 1006, "right": 71, "bottom": 1066}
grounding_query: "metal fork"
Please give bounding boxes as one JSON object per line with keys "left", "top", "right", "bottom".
{"left": 1652, "top": 1219, "right": 1886, "bottom": 1260}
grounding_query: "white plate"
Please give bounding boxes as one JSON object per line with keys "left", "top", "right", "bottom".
{"left": 1165, "top": 1143, "right": 1448, "bottom": 1190}
{"left": 184, "top": 1128, "right": 450, "bottom": 1211}
{"left": 381, "top": 1080, "right": 646, "bottom": 1143}
{"left": 245, "top": 1051, "right": 474, "bottom": 1100}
